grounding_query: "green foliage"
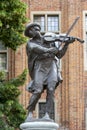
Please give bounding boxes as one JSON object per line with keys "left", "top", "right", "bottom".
{"left": 0, "top": 71, "right": 6, "bottom": 82}
{"left": 9, "top": 68, "right": 28, "bottom": 87}
{"left": 0, "top": 114, "right": 14, "bottom": 130}
{"left": 0, "top": 69, "right": 27, "bottom": 129}
{"left": 0, "top": 0, "right": 28, "bottom": 50}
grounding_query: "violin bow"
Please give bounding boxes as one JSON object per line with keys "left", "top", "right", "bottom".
{"left": 58, "top": 16, "right": 80, "bottom": 49}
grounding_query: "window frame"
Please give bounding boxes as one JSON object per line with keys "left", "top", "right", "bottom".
{"left": 83, "top": 11, "right": 87, "bottom": 70}
{"left": 0, "top": 42, "right": 8, "bottom": 71}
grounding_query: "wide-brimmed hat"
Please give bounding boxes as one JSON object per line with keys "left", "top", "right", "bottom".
{"left": 24, "top": 22, "right": 41, "bottom": 37}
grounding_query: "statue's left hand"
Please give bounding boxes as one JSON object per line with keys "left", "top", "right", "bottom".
{"left": 69, "top": 37, "right": 75, "bottom": 43}
{"left": 64, "top": 37, "right": 75, "bottom": 45}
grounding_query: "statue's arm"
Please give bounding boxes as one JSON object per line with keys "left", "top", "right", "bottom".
{"left": 56, "top": 44, "right": 69, "bottom": 59}
{"left": 27, "top": 41, "right": 57, "bottom": 54}
{"left": 56, "top": 37, "right": 75, "bottom": 59}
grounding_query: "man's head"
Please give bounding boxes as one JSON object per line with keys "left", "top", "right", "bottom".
{"left": 24, "top": 23, "right": 41, "bottom": 38}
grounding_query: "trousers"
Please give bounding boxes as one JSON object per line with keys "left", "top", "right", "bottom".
{"left": 27, "top": 81, "right": 56, "bottom": 114}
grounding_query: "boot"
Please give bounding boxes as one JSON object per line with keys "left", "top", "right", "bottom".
{"left": 41, "top": 112, "right": 53, "bottom": 122}
{"left": 25, "top": 112, "right": 33, "bottom": 122}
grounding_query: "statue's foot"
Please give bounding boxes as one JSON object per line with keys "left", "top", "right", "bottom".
{"left": 25, "top": 116, "right": 34, "bottom": 122}
{"left": 25, "top": 112, "right": 35, "bottom": 122}
{"left": 40, "top": 113, "right": 54, "bottom": 122}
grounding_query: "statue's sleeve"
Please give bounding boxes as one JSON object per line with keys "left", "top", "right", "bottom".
{"left": 27, "top": 41, "right": 55, "bottom": 54}
{"left": 56, "top": 37, "right": 75, "bottom": 59}
{"left": 56, "top": 44, "right": 69, "bottom": 59}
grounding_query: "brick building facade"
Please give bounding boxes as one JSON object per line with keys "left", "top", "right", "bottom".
{"left": 1, "top": 0, "right": 87, "bottom": 130}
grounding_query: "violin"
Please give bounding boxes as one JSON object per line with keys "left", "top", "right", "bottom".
{"left": 43, "top": 32, "right": 84, "bottom": 44}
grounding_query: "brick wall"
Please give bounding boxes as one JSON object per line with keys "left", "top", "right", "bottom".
{"left": 8, "top": 0, "right": 87, "bottom": 129}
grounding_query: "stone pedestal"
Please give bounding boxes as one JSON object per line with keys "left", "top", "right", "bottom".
{"left": 20, "top": 121, "right": 59, "bottom": 130}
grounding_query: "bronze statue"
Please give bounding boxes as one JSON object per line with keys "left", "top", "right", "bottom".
{"left": 24, "top": 21, "right": 83, "bottom": 122}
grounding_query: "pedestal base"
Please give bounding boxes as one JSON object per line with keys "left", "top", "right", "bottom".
{"left": 20, "top": 121, "right": 59, "bottom": 130}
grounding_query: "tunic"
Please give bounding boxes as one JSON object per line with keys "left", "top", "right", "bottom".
{"left": 26, "top": 39, "right": 67, "bottom": 93}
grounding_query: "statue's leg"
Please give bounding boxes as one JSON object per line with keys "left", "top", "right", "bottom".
{"left": 27, "top": 93, "right": 41, "bottom": 112}
{"left": 25, "top": 83, "right": 43, "bottom": 122}
{"left": 25, "top": 93, "right": 41, "bottom": 122}
{"left": 45, "top": 81, "right": 56, "bottom": 119}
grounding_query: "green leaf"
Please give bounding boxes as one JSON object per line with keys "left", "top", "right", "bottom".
{"left": 0, "top": 0, "right": 28, "bottom": 50}
{"left": 0, "top": 21, "right": 2, "bottom": 27}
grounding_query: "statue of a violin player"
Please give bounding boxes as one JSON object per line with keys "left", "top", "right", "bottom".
{"left": 25, "top": 16, "right": 84, "bottom": 122}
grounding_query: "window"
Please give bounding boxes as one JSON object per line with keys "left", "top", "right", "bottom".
{"left": 47, "top": 15, "right": 59, "bottom": 32}
{"left": 83, "top": 11, "right": 87, "bottom": 70}
{"left": 31, "top": 11, "right": 61, "bottom": 33}
{"left": 34, "top": 15, "right": 45, "bottom": 32}
{"left": 34, "top": 15, "right": 59, "bottom": 32}
{"left": 33, "top": 15, "right": 59, "bottom": 33}
{"left": 38, "top": 102, "right": 55, "bottom": 120}
{"left": 0, "top": 41, "right": 8, "bottom": 71}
